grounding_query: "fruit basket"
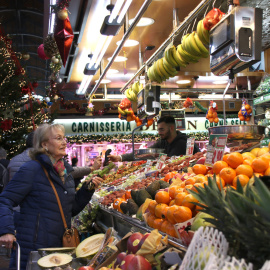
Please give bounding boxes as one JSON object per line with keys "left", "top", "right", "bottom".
{"left": 208, "top": 125, "right": 265, "bottom": 141}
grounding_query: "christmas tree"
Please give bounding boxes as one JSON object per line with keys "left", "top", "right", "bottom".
{"left": 0, "top": 27, "right": 55, "bottom": 158}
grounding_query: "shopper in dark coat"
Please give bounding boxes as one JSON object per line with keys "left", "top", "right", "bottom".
{"left": 109, "top": 115, "right": 200, "bottom": 162}
{"left": 0, "top": 124, "right": 103, "bottom": 270}
{"left": 0, "top": 147, "right": 10, "bottom": 193}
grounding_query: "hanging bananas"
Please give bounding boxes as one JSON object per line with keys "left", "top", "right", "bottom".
{"left": 124, "top": 81, "right": 143, "bottom": 102}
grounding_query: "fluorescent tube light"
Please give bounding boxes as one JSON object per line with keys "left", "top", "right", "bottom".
{"left": 117, "top": 0, "right": 133, "bottom": 23}
{"left": 94, "top": 36, "right": 114, "bottom": 68}
{"left": 108, "top": 0, "right": 125, "bottom": 23}
{"left": 48, "top": 0, "right": 57, "bottom": 33}
{"left": 76, "top": 75, "right": 93, "bottom": 95}
{"left": 198, "top": 94, "right": 233, "bottom": 99}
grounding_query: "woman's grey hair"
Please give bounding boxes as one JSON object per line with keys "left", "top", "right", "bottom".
{"left": 29, "top": 123, "right": 65, "bottom": 159}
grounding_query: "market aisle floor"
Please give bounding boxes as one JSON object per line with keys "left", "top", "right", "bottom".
{"left": 0, "top": 247, "right": 10, "bottom": 270}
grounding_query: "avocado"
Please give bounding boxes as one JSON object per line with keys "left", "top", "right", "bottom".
{"left": 136, "top": 189, "right": 152, "bottom": 207}
{"left": 146, "top": 181, "right": 161, "bottom": 199}
{"left": 120, "top": 202, "right": 128, "bottom": 214}
{"left": 159, "top": 180, "right": 170, "bottom": 189}
{"left": 127, "top": 199, "right": 139, "bottom": 215}
{"left": 131, "top": 190, "right": 138, "bottom": 204}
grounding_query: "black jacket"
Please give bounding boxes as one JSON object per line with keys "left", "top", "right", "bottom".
{"left": 122, "top": 131, "right": 200, "bottom": 161}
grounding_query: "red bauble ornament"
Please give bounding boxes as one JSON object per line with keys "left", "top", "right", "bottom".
{"left": 21, "top": 86, "right": 30, "bottom": 94}
{"left": 37, "top": 44, "right": 50, "bottom": 60}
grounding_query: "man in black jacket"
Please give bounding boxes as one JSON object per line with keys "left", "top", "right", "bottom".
{"left": 108, "top": 116, "right": 200, "bottom": 162}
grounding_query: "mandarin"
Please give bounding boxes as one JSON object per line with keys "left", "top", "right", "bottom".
{"left": 169, "top": 186, "right": 181, "bottom": 199}
{"left": 169, "top": 199, "right": 175, "bottom": 206}
{"left": 223, "top": 154, "right": 229, "bottom": 163}
{"left": 185, "top": 177, "right": 196, "bottom": 185}
{"left": 233, "top": 174, "right": 250, "bottom": 188}
{"left": 250, "top": 148, "right": 261, "bottom": 157}
{"left": 194, "top": 174, "right": 208, "bottom": 183}
{"left": 219, "top": 167, "right": 236, "bottom": 185}
{"left": 215, "top": 176, "right": 225, "bottom": 190}
{"left": 243, "top": 159, "right": 252, "bottom": 166}
{"left": 192, "top": 164, "right": 208, "bottom": 175}
{"left": 155, "top": 191, "right": 170, "bottom": 204}
{"left": 257, "top": 147, "right": 269, "bottom": 157}
{"left": 153, "top": 218, "right": 164, "bottom": 230}
{"left": 167, "top": 205, "right": 180, "bottom": 224}
{"left": 235, "top": 164, "right": 253, "bottom": 178}
{"left": 166, "top": 222, "right": 177, "bottom": 238}
{"left": 148, "top": 200, "right": 158, "bottom": 215}
{"left": 155, "top": 203, "right": 168, "bottom": 218}
{"left": 212, "top": 161, "right": 228, "bottom": 175}
{"left": 182, "top": 194, "right": 198, "bottom": 210}
{"left": 242, "top": 152, "right": 256, "bottom": 160}
{"left": 191, "top": 183, "right": 205, "bottom": 193}
{"left": 227, "top": 152, "right": 243, "bottom": 169}
{"left": 251, "top": 158, "right": 268, "bottom": 173}
{"left": 173, "top": 206, "right": 192, "bottom": 223}
{"left": 264, "top": 167, "right": 270, "bottom": 176}
{"left": 160, "top": 220, "right": 171, "bottom": 233}
{"left": 174, "top": 192, "right": 187, "bottom": 206}
{"left": 146, "top": 213, "right": 156, "bottom": 228}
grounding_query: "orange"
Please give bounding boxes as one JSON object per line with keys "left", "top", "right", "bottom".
{"left": 242, "top": 152, "right": 256, "bottom": 160}
{"left": 152, "top": 218, "right": 163, "bottom": 230}
{"left": 182, "top": 194, "right": 198, "bottom": 210}
{"left": 169, "top": 186, "right": 181, "bottom": 199}
{"left": 227, "top": 152, "right": 243, "bottom": 169}
{"left": 148, "top": 200, "right": 158, "bottom": 215}
{"left": 215, "top": 176, "right": 225, "bottom": 190}
{"left": 233, "top": 174, "right": 250, "bottom": 188}
{"left": 260, "top": 154, "right": 270, "bottom": 165}
{"left": 212, "top": 161, "right": 228, "bottom": 175}
{"left": 223, "top": 154, "right": 229, "bottom": 163}
{"left": 146, "top": 213, "right": 156, "bottom": 228}
{"left": 155, "top": 203, "right": 168, "bottom": 219}
{"left": 235, "top": 164, "right": 253, "bottom": 178}
{"left": 194, "top": 174, "right": 207, "bottom": 183}
{"left": 257, "top": 147, "right": 269, "bottom": 157}
{"left": 250, "top": 173, "right": 263, "bottom": 181}
{"left": 174, "top": 187, "right": 185, "bottom": 197}
{"left": 219, "top": 167, "right": 236, "bottom": 185}
{"left": 243, "top": 159, "right": 252, "bottom": 166}
{"left": 174, "top": 192, "right": 187, "bottom": 206}
{"left": 169, "top": 200, "right": 175, "bottom": 206}
{"left": 250, "top": 148, "right": 261, "bottom": 157}
{"left": 155, "top": 191, "right": 170, "bottom": 205}
{"left": 184, "top": 184, "right": 193, "bottom": 193}
{"left": 264, "top": 167, "right": 270, "bottom": 176}
{"left": 166, "top": 222, "right": 177, "bottom": 238}
{"left": 185, "top": 177, "right": 196, "bottom": 185}
{"left": 160, "top": 220, "right": 170, "bottom": 233}
{"left": 245, "top": 104, "right": 251, "bottom": 110}
{"left": 167, "top": 205, "right": 180, "bottom": 224}
{"left": 113, "top": 198, "right": 125, "bottom": 213}
{"left": 164, "top": 171, "right": 178, "bottom": 182}
{"left": 191, "top": 183, "right": 205, "bottom": 193}
{"left": 251, "top": 158, "right": 269, "bottom": 173}
{"left": 192, "top": 164, "right": 208, "bottom": 175}
{"left": 173, "top": 206, "right": 192, "bottom": 223}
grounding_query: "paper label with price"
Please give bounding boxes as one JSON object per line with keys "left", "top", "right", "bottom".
{"left": 186, "top": 138, "right": 195, "bottom": 156}
{"left": 205, "top": 134, "right": 228, "bottom": 167}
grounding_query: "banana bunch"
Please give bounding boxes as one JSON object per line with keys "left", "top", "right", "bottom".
{"left": 125, "top": 81, "right": 142, "bottom": 102}
{"left": 196, "top": 19, "right": 210, "bottom": 46}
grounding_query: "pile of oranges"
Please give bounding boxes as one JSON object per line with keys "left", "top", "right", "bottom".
{"left": 238, "top": 103, "right": 252, "bottom": 122}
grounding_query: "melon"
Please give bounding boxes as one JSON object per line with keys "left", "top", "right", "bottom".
{"left": 38, "top": 247, "right": 75, "bottom": 256}
{"left": 76, "top": 233, "right": 105, "bottom": 258}
{"left": 37, "top": 253, "right": 72, "bottom": 268}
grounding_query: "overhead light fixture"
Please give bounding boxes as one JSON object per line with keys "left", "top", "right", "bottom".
{"left": 176, "top": 80, "right": 191, "bottom": 84}
{"left": 116, "top": 39, "right": 139, "bottom": 47}
{"left": 107, "top": 69, "right": 119, "bottom": 74}
{"left": 101, "top": 0, "right": 133, "bottom": 36}
{"left": 129, "top": 17, "right": 155, "bottom": 27}
{"left": 76, "top": 75, "right": 93, "bottom": 95}
{"left": 95, "top": 79, "right": 111, "bottom": 84}
{"left": 198, "top": 94, "right": 233, "bottom": 99}
{"left": 212, "top": 80, "right": 229, "bottom": 85}
{"left": 108, "top": 56, "right": 127, "bottom": 62}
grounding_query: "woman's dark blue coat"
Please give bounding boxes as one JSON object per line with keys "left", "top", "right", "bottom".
{"left": 0, "top": 154, "right": 94, "bottom": 269}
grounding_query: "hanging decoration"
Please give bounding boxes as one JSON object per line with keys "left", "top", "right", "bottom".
{"left": 206, "top": 101, "right": 219, "bottom": 123}
{"left": 53, "top": 17, "right": 74, "bottom": 67}
{"left": 183, "top": 97, "right": 193, "bottom": 108}
{"left": 0, "top": 119, "right": 13, "bottom": 131}
{"left": 44, "top": 33, "right": 59, "bottom": 58}
{"left": 238, "top": 98, "right": 252, "bottom": 121}
{"left": 37, "top": 44, "right": 50, "bottom": 60}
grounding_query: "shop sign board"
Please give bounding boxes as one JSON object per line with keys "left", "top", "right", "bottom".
{"left": 205, "top": 134, "right": 228, "bottom": 167}
{"left": 54, "top": 118, "right": 247, "bottom": 135}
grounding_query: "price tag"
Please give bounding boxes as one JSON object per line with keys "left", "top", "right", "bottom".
{"left": 205, "top": 134, "right": 228, "bottom": 167}
{"left": 144, "top": 166, "right": 152, "bottom": 173}
{"left": 156, "top": 161, "right": 165, "bottom": 170}
{"left": 186, "top": 138, "right": 195, "bottom": 156}
{"left": 159, "top": 154, "right": 167, "bottom": 162}
{"left": 126, "top": 162, "right": 132, "bottom": 167}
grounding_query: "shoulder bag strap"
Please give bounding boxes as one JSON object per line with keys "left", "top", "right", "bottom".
{"left": 39, "top": 162, "right": 68, "bottom": 230}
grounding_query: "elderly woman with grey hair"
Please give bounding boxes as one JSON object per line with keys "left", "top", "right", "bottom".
{"left": 0, "top": 124, "right": 103, "bottom": 270}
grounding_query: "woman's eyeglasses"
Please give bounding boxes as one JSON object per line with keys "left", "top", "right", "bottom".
{"left": 53, "top": 137, "right": 67, "bottom": 143}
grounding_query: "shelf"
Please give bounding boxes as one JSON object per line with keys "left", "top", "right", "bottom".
{"left": 253, "top": 93, "right": 270, "bottom": 105}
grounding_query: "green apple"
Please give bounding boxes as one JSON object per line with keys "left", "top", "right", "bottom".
{"left": 191, "top": 212, "right": 215, "bottom": 231}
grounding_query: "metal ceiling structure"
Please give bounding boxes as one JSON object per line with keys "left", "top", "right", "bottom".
{"left": 0, "top": 0, "right": 269, "bottom": 101}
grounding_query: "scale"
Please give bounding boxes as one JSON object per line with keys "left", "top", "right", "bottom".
{"left": 209, "top": 6, "right": 262, "bottom": 76}
{"left": 131, "top": 84, "right": 162, "bottom": 160}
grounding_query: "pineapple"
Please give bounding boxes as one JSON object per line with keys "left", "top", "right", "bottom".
{"left": 189, "top": 176, "right": 270, "bottom": 270}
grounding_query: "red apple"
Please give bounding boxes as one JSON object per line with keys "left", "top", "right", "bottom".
{"left": 137, "top": 233, "right": 150, "bottom": 251}
{"left": 120, "top": 254, "right": 135, "bottom": 270}
{"left": 128, "top": 255, "right": 152, "bottom": 270}
{"left": 127, "top": 232, "right": 143, "bottom": 254}
{"left": 113, "top": 252, "right": 127, "bottom": 268}
{"left": 77, "top": 267, "right": 94, "bottom": 270}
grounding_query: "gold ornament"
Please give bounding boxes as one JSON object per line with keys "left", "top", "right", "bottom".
{"left": 51, "top": 56, "right": 59, "bottom": 64}
{"left": 22, "top": 53, "right": 30, "bottom": 60}
{"left": 57, "top": 9, "right": 68, "bottom": 20}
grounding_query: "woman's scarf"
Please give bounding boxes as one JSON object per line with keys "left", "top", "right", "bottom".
{"left": 49, "top": 156, "right": 67, "bottom": 183}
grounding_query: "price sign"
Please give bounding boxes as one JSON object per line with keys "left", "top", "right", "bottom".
{"left": 159, "top": 154, "right": 167, "bottom": 162}
{"left": 205, "top": 134, "right": 228, "bottom": 167}
{"left": 156, "top": 161, "right": 165, "bottom": 170}
{"left": 186, "top": 138, "right": 195, "bottom": 156}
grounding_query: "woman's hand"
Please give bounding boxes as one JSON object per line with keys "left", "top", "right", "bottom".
{"left": 92, "top": 156, "right": 102, "bottom": 171}
{"left": 85, "top": 175, "right": 103, "bottom": 189}
{"left": 0, "top": 234, "right": 16, "bottom": 249}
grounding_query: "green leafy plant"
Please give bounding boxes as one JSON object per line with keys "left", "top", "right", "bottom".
{"left": 189, "top": 176, "right": 270, "bottom": 270}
